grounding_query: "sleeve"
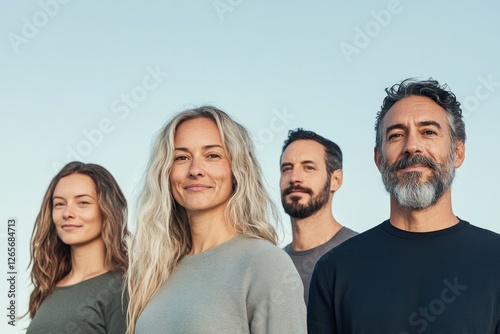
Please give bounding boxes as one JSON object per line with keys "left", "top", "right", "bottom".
{"left": 307, "top": 257, "right": 337, "bottom": 334}
{"left": 103, "top": 275, "right": 128, "bottom": 334}
{"left": 247, "top": 246, "right": 307, "bottom": 334}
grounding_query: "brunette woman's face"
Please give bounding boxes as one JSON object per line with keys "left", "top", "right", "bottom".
{"left": 52, "top": 174, "right": 103, "bottom": 248}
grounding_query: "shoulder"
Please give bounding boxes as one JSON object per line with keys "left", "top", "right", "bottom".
{"left": 461, "top": 221, "right": 500, "bottom": 247}
{"left": 283, "top": 242, "right": 292, "bottom": 253}
{"left": 93, "top": 271, "right": 125, "bottom": 288}
{"left": 237, "top": 236, "right": 298, "bottom": 277}
{"left": 240, "top": 238, "right": 305, "bottom": 313}
{"left": 86, "top": 272, "right": 126, "bottom": 304}
{"left": 323, "top": 223, "right": 384, "bottom": 256}
{"left": 314, "top": 222, "right": 385, "bottom": 271}
{"left": 239, "top": 236, "right": 293, "bottom": 262}
{"left": 339, "top": 226, "right": 359, "bottom": 238}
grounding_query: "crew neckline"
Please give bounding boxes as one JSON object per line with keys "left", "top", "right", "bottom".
{"left": 286, "top": 227, "right": 350, "bottom": 255}
{"left": 181, "top": 234, "right": 246, "bottom": 264}
{"left": 55, "top": 271, "right": 114, "bottom": 290}
{"left": 383, "top": 218, "right": 468, "bottom": 240}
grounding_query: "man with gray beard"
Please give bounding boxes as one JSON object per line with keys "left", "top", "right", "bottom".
{"left": 308, "top": 78, "right": 500, "bottom": 334}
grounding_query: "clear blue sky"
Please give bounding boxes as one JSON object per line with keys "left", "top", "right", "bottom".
{"left": 1, "top": 1, "right": 500, "bottom": 332}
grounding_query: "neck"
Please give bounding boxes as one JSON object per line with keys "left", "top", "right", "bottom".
{"left": 59, "top": 238, "right": 108, "bottom": 286}
{"left": 188, "top": 211, "right": 240, "bottom": 255}
{"left": 389, "top": 190, "right": 459, "bottom": 232}
{"left": 290, "top": 206, "right": 342, "bottom": 251}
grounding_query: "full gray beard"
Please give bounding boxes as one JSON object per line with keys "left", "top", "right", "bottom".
{"left": 381, "top": 153, "right": 456, "bottom": 210}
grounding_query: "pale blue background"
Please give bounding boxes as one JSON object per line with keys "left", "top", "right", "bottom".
{"left": 1, "top": 0, "right": 499, "bottom": 332}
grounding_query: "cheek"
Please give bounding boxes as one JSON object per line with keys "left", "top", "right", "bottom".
{"left": 169, "top": 164, "right": 186, "bottom": 183}
{"left": 380, "top": 147, "right": 398, "bottom": 165}
{"left": 170, "top": 187, "right": 182, "bottom": 204}
{"left": 52, "top": 210, "right": 60, "bottom": 223}
{"left": 168, "top": 168, "right": 183, "bottom": 200}
{"left": 279, "top": 176, "right": 288, "bottom": 191}
{"left": 217, "top": 170, "right": 234, "bottom": 194}
{"left": 90, "top": 212, "right": 104, "bottom": 234}
{"left": 168, "top": 180, "right": 183, "bottom": 205}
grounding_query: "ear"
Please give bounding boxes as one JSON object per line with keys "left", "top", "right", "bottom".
{"left": 329, "top": 169, "right": 343, "bottom": 192}
{"left": 374, "top": 147, "right": 382, "bottom": 171}
{"left": 453, "top": 140, "right": 465, "bottom": 168}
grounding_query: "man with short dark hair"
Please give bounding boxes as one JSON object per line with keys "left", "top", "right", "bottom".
{"left": 307, "top": 78, "right": 500, "bottom": 333}
{"left": 280, "top": 128, "right": 357, "bottom": 305}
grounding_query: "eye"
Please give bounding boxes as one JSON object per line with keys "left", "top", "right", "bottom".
{"left": 423, "top": 130, "right": 437, "bottom": 136}
{"left": 281, "top": 166, "right": 292, "bottom": 173}
{"left": 53, "top": 202, "right": 65, "bottom": 208}
{"left": 304, "top": 165, "right": 315, "bottom": 171}
{"left": 207, "top": 153, "right": 221, "bottom": 159}
{"left": 174, "top": 155, "right": 188, "bottom": 161}
{"left": 387, "top": 133, "right": 403, "bottom": 141}
{"left": 78, "top": 201, "right": 90, "bottom": 206}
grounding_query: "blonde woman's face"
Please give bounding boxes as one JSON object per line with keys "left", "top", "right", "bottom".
{"left": 52, "top": 174, "right": 103, "bottom": 248}
{"left": 170, "top": 118, "right": 234, "bottom": 220}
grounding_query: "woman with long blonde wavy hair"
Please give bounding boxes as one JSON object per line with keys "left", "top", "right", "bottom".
{"left": 128, "top": 106, "right": 306, "bottom": 333}
{"left": 27, "top": 161, "right": 129, "bottom": 334}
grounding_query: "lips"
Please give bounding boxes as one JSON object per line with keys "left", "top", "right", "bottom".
{"left": 391, "top": 155, "right": 438, "bottom": 172}
{"left": 61, "top": 224, "right": 81, "bottom": 231}
{"left": 400, "top": 163, "right": 429, "bottom": 171}
{"left": 184, "top": 184, "right": 211, "bottom": 192}
{"left": 283, "top": 186, "right": 312, "bottom": 196}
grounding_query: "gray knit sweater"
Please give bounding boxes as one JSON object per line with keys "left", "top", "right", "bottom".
{"left": 136, "top": 235, "right": 307, "bottom": 333}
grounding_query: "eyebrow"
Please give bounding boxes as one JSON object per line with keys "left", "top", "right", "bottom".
{"left": 174, "top": 144, "right": 224, "bottom": 151}
{"left": 53, "top": 194, "right": 95, "bottom": 200}
{"left": 280, "top": 160, "right": 317, "bottom": 168}
{"left": 385, "top": 120, "right": 442, "bottom": 135}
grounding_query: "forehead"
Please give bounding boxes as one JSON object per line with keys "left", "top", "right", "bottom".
{"left": 54, "top": 174, "right": 96, "bottom": 196}
{"left": 281, "top": 139, "right": 326, "bottom": 163}
{"left": 382, "top": 95, "right": 450, "bottom": 131}
{"left": 174, "top": 118, "right": 222, "bottom": 144}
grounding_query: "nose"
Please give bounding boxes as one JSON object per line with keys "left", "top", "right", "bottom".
{"left": 289, "top": 167, "right": 303, "bottom": 184}
{"left": 188, "top": 157, "right": 205, "bottom": 178}
{"left": 62, "top": 204, "right": 75, "bottom": 220}
{"left": 403, "top": 131, "right": 423, "bottom": 156}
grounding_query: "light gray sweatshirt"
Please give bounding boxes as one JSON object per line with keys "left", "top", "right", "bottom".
{"left": 136, "top": 235, "right": 307, "bottom": 334}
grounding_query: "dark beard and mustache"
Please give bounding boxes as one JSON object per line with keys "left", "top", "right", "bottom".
{"left": 380, "top": 152, "right": 456, "bottom": 210}
{"left": 281, "top": 179, "right": 331, "bottom": 219}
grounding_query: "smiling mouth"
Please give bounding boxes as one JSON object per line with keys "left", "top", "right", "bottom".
{"left": 400, "top": 164, "right": 429, "bottom": 171}
{"left": 185, "top": 185, "right": 210, "bottom": 192}
{"left": 61, "top": 225, "right": 81, "bottom": 230}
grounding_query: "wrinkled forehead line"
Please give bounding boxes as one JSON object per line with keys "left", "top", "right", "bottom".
{"left": 382, "top": 96, "right": 450, "bottom": 129}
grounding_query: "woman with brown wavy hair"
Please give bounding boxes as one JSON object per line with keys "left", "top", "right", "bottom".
{"left": 26, "top": 161, "right": 129, "bottom": 334}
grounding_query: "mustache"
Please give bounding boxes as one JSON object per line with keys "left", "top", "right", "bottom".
{"left": 282, "top": 185, "right": 313, "bottom": 196}
{"left": 389, "top": 154, "right": 440, "bottom": 172}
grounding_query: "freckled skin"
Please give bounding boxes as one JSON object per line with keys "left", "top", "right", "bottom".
{"left": 169, "top": 118, "right": 234, "bottom": 220}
